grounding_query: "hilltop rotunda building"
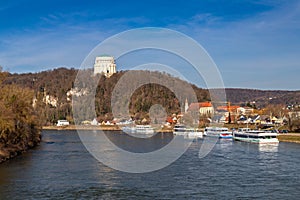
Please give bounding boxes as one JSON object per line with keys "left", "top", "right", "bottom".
{"left": 94, "top": 55, "right": 116, "bottom": 77}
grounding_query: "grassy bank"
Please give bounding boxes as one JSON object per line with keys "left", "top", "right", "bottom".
{"left": 278, "top": 134, "right": 300, "bottom": 143}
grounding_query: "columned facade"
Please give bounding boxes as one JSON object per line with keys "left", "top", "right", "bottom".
{"left": 94, "top": 56, "right": 117, "bottom": 77}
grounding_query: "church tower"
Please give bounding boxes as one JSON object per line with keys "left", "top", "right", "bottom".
{"left": 184, "top": 98, "right": 189, "bottom": 113}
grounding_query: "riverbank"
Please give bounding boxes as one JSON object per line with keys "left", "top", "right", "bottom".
{"left": 0, "top": 132, "right": 41, "bottom": 163}
{"left": 0, "top": 145, "right": 32, "bottom": 163}
{"left": 42, "top": 125, "right": 173, "bottom": 133}
{"left": 43, "top": 125, "right": 121, "bottom": 131}
{"left": 277, "top": 133, "right": 300, "bottom": 144}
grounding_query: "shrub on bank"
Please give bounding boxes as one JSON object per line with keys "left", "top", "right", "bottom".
{"left": 0, "top": 74, "right": 41, "bottom": 163}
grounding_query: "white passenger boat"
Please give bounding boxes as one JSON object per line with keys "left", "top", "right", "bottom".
{"left": 185, "top": 129, "right": 203, "bottom": 139}
{"left": 233, "top": 128, "right": 279, "bottom": 144}
{"left": 204, "top": 127, "right": 233, "bottom": 139}
{"left": 121, "top": 126, "right": 136, "bottom": 133}
{"left": 122, "top": 125, "right": 154, "bottom": 134}
{"left": 173, "top": 125, "right": 203, "bottom": 138}
{"left": 173, "top": 125, "right": 187, "bottom": 135}
{"left": 135, "top": 125, "right": 154, "bottom": 134}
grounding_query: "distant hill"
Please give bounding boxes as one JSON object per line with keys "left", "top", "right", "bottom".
{"left": 225, "top": 88, "right": 300, "bottom": 108}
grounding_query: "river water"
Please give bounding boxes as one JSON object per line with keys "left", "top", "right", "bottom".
{"left": 0, "top": 130, "right": 299, "bottom": 199}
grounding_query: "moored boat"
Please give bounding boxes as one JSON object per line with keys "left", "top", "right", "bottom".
{"left": 135, "top": 125, "right": 155, "bottom": 134}
{"left": 121, "top": 125, "right": 154, "bottom": 134}
{"left": 121, "top": 126, "right": 136, "bottom": 133}
{"left": 173, "top": 124, "right": 203, "bottom": 138}
{"left": 219, "top": 133, "right": 233, "bottom": 139}
{"left": 173, "top": 124, "right": 187, "bottom": 135}
{"left": 204, "top": 127, "right": 233, "bottom": 139}
{"left": 233, "top": 128, "right": 279, "bottom": 144}
{"left": 185, "top": 129, "right": 203, "bottom": 139}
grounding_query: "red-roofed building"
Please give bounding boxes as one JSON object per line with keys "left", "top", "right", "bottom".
{"left": 166, "top": 116, "right": 174, "bottom": 124}
{"left": 217, "top": 105, "right": 240, "bottom": 114}
{"left": 188, "top": 101, "right": 214, "bottom": 116}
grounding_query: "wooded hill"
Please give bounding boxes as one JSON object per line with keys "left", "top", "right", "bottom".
{"left": 2, "top": 68, "right": 299, "bottom": 124}
{"left": 3, "top": 68, "right": 209, "bottom": 124}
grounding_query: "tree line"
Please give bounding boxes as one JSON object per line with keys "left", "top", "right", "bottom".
{"left": 0, "top": 72, "right": 41, "bottom": 162}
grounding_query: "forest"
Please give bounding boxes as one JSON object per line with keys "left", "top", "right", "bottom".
{"left": 0, "top": 72, "right": 41, "bottom": 162}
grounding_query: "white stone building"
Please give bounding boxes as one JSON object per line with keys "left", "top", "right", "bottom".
{"left": 94, "top": 56, "right": 117, "bottom": 77}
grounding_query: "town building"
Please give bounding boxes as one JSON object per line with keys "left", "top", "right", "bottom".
{"left": 237, "top": 106, "right": 254, "bottom": 115}
{"left": 188, "top": 101, "right": 214, "bottom": 116}
{"left": 94, "top": 55, "right": 117, "bottom": 77}
{"left": 57, "top": 120, "right": 69, "bottom": 126}
{"left": 216, "top": 105, "right": 240, "bottom": 115}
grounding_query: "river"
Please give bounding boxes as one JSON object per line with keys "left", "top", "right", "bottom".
{"left": 0, "top": 130, "right": 299, "bottom": 199}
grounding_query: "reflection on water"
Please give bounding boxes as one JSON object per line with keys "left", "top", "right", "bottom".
{"left": 233, "top": 140, "right": 279, "bottom": 153}
{"left": 258, "top": 143, "right": 279, "bottom": 152}
{"left": 0, "top": 130, "right": 299, "bottom": 199}
{"left": 103, "top": 131, "right": 174, "bottom": 153}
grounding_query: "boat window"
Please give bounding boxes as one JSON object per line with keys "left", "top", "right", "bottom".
{"left": 235, "top": 134, "right": 247, "bottom": 138}
{"left": 249, "top": 135, "right": 258, "bottom": 138}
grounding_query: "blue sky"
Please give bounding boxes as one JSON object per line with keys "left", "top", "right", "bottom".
{"left": 0, "top": 0, "right": 299, "bottom": 90}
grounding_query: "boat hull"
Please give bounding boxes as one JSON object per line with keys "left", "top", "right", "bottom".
{"left": 204, "top": 127, "right": 233, "bottom": 139}
{"left": 233, "top": 136, "right": 279, "bottom": 144}
{"left": 173, "top": 125, "right": 203, "bottom": 138}
{"left": 185, "top": 132, "right": 203, "bottom": 139}
{"left": 122, "top": 125, "right": 155, "bottom": 134}
{"left": 219, "top": 134, "right": 233, "bottom": 139}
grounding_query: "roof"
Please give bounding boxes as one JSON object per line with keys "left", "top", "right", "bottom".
{"left": 98, "top": 54, "right": 112, "bottom": 57}
{"left": 243, "top": 106, "right": 254, "bottom": 110}
{"left": 217, "top": 105, "right": 240, "bottom": 111}
{"left": 199, "top": 102, "right": 212, "bottom": 107}
{"left": 166, "top": 117, "right": 174, "bottom": 123}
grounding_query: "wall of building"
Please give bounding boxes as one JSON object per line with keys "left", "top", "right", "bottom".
{"left": 94, "top": 56, "right": 116, "bottom": 77}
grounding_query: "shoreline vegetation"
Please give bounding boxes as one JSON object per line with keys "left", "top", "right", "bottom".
{"left": 0, "top": 73, "right": 41, "bottom": 163}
